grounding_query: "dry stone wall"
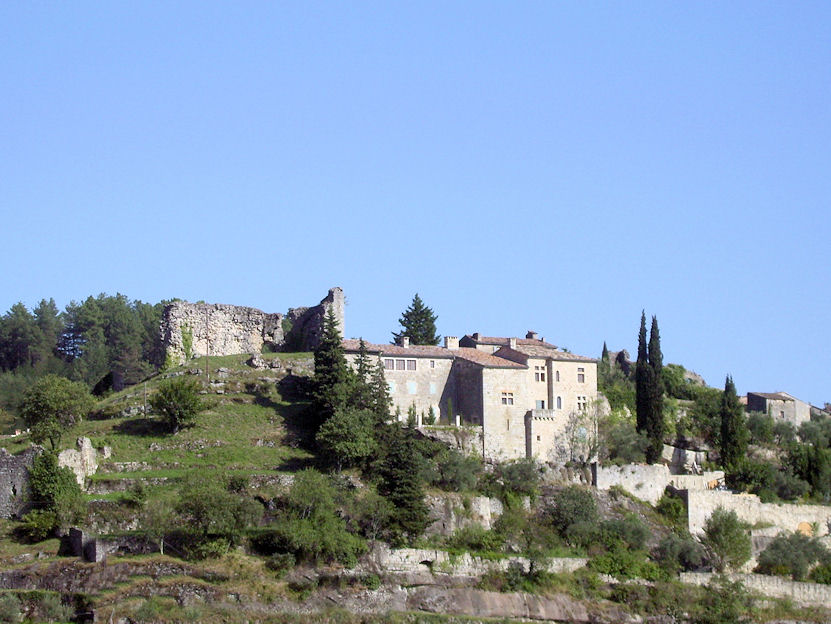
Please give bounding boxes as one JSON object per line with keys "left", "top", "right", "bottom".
{"left": 594, "top": 462, "right": 723, "bottom": 505}
{"left": 160, "top": 287, "right": 343, "bottom": 365}
{"left": 680, "top": 572, "right": 831, "bottom": 608}
{"left": 0, "top": 447, "right": 40, "bottom": 518}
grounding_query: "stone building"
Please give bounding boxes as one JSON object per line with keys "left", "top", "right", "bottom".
{"left": 343, "top": 332, "right": 597, "bottom": 463}
{"left": 746, "top": 391, "right": 811, "bottom": 427}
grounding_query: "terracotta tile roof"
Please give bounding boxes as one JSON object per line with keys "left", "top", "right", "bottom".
{"left": 453, "top": 348, "right": 526, "bottom": 369}
{"left": 342, "top": 339, "right": 453, "bottom": 358}
{"left": 462, "top": 335, "right": 559, "bottom": 349}
{"left": 342, "top": 340, "right": 524, "bottom": 368}
{"left": 749, "top": 392, "right": 794, "bottom": 401}
{"left": 502, "top": 344, "right": 597, "bottom": 363}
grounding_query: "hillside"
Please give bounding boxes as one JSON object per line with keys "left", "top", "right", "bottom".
{"left": 1, "top": 355, "right": 830, "bottom": 623}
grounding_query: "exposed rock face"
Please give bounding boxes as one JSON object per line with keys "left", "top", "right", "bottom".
{"left": 425, "top": 494, "right": 503, "bottom": 536}
{"left": 159, "top": 287, "right": 344, "bottom": 365}
{"left": 0, "top": 446, "right": 40, "bottom": 518}
{"left": 57, "top": 437, "right": 109, "bottom": 489}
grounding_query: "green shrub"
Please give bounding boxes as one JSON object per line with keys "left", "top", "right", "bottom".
{"left": 701, "top": 508, "right": 751, "bottom": 573}
{"left": 546, "top": 486, "right": 598, "bottom": 538}
{"left": 150, "top": 376, "right": 204, "bottom": 433}
{"left": 694, "top": 576, "right": 752, "bottom": 624}
{"left": 0, "top": 593, "right": 22, "bottom": 624}
{"left": 445, "top": 525, "right": 504, "bottom": 554}
{"left": 433, "top": 449, "right": 481, "bottom": 492}
{"left": 655, "top": 533, "right": 705, "bottom": 573}
{"left": 601, "top": 514, "right": 648, "bottom": 550}
{"left": 809, "top": 562, "right": 831, "bottom": 584}
{"left": 34, "top": 592, "right": 73, "bottom": 623}
{"left": 265, "top": 552, "right": 296, "bottom": 575}
{"left": 28, "top": 452, "right": 84, "bottom": 530}
{"left": 18, "top": 510, "right": 58, "bottom": 543}
{"left": 755, "top": 531, "right": 829, "bottom": 581}
{"left": 655, "top": 490, "right": 687, "bottom": 530}
{"left": 362, "top": 574, "right": 381, "bottom": 590}
{"left": 588, "top": 546, "right": 663, "bottom": 581}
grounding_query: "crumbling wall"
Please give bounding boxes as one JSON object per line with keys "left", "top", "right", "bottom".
{"left": 0, "top": 447, "right": 40, "bottom": 518}
{"left": 594, "top": 462, "right": 724, "bottom": 505}
{"left": 686, "top": 489, "right": 831, "bottom": 537}
{"left": 58, "top": 437, "right": 109, "bottom": 489}
{"left": 160, "top": 287, "right": 344, "bottom": 365}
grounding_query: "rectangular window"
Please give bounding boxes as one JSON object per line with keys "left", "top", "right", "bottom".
{"left": 388, "top": 382, "right": 396, "bottom": 393}
{"left": 406, "top": 359, "right": 416, "bottom": 370}
{"left": 429, "top": 382, "right": 437, "bottom": 395}
{"left": 577, "top": 367, "right": 585, "bottom": 383}
{"left": 407, "top": 381, "right": 417, "bottom": 394}
{"left": 384, "top": 359, "right": 394, "bottom": 370}
{"left": 396, "top": 359, "right": 405, "bottom": 370}
{"left": 430, "top": 360, "right": 435, "bottom": 369}
{"left": 501, "top": 392, "right": 514, "bottom": 405}
{"left": 536, "top": 400, "right": 545, "bottom": 409}
{"left": 556, "top": 396, "right": 562, "bottom": 409}
{"left": 577, "top": 395, "right": 588, "bottom": 411}
{"left": 534, "top": 365, "right": 545, "bottom": 382}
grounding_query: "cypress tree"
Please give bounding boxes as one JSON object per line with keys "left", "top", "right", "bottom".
{"left": 719, "top": 375, "right": 748, "bottom": 470}
{"left": 646, "top": 316, "right": 665, "bottom": 463}
{"left": 635, "top": 311, "right": 651, "bottom": 434}
{"left": 392, "top": 294, "right": 440, "bottom": 346}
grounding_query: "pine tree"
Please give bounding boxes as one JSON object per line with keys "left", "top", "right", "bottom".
{"left": 377, "top": 427, "right": 429, "bottom": 544}
{"left": 392, "top": 294, "right": 440, "bottom": 346}
{"left": 310, "top": 308, "right": 355, "bottom": 432}
{"left": 646, "top": 315, "right": 665, "bottom": 463}
{"left": 369, "top": 360, "right": 392, "bottom": 424}
{"left": 350, "top": 338, "right": 374, "bottom": 410}
{"left": 719, "top": 375, "right": 748, "bottom": 470}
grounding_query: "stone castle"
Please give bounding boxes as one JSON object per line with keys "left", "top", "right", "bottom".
{"left": 159, "top": 287, "right": 344, "bottom": 366}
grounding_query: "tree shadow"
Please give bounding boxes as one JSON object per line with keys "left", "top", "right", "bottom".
{"left": 114, "top": 418, "right": 162, "bottom": 437}
{"left": 250, "top": 375, "right": 316, "bottom": 452}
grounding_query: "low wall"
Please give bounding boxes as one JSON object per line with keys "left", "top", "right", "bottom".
{"left": 680, "top": 572, "right": 831, "bottom": 608}
{"left": 686, "top": 489, "right": 831, "bottom": 537}
{"left": 363, "top": 545, "right": 586, "bottom": 579}
{"left": 594, "top": 463, "right": 723, "bottom": 505}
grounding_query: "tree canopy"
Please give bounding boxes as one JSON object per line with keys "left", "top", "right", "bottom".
{"left": 392, "top": 293, "right": 440, "bottom": 346}
{"left": 21, "top": 375, "right": 95, "bottom": 450}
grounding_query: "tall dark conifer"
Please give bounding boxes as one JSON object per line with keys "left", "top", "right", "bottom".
{"left": 719, "top": 375, "right": 748, "bottom": 470}
{"left": 635, "top": 311, "right": 651, "bottom": 434}
{"left": 645, "top": 315, "right": 665, "bottom": 463}
{"left": 310, "top": 308, "right": 355, "bottom": 432}
{"left": 392, "top": 294, "right": 440, "bottom": 346}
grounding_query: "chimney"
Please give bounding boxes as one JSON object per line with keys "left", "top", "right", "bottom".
{"left": 508, "top": 337, "right": 517, "bottom": 349}
{"left": 400, "top": 336, "right": 410, "bottom": 348}
{"left": 473, "top": 332, "right": 481, "bottom": 340}
{"left": 445, "top": 336, "right": 459, "bottom": 350}
{"left": 526, "top": 330, "right": 538, "bottom": 340}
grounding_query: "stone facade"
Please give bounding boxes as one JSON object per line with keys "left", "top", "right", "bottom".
{"left": 343, "top": 334, "right": 597, "bottom": 462}
{"left": 0, "top": 446, "right": 40, "bottom": 518}
{"left": 160, "top": 287, "right": 344, "bottom": 365}
{"left": 746, "top": 391, "right": 811, "bottom": 427}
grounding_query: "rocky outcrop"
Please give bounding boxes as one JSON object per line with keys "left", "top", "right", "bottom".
{"left": 58, "top": 437, "right": 110, "bottom": 489}
{"left": 159, "top": 287, "right": 344, "bottom": 365}
{"left": 425, "top": 493, "right": 503, "bottom": 536}
{"left": 0, "top": 446, "right": 40, "bottom": 518}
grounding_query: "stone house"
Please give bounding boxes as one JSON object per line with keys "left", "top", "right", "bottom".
{"left": 343, "top": 333, "right": 598, "bottom": 463}
{"left": 746, "top": 391, "right": 811, "bottom": 427}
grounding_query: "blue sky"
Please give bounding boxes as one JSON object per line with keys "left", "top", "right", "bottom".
{"left": 2, "top": 3, "right": 829, "bottom": 405}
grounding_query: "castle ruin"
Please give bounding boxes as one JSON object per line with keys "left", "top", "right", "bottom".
{"left": 159, "top": 287, "right": 344, "bottom": 365}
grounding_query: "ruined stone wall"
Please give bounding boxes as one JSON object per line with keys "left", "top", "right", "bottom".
{"left": 681, "top": 572, "right": 831, "bottom": 608}
{"left": 686, "top": 489, "right": 831, "bottom": 537}
{"left": 160, "top": 287, "right": 343, "bottom": 365}
{"left": 594, "top": 463, "right": 724, "bottom": 505}
{"left": 58, "top": 437, "right": 109, "bottom": 489}
{"left": 0, "top": 447, "right": 40, "bottom": 518}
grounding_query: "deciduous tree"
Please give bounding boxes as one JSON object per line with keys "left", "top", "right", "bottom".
{"left": 21, "top": 375, "right": 94, "bottom": 450}
{"left": 150, "top": 376, "right": 204, "bottom": 434}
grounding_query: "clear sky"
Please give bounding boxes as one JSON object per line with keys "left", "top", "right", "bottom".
{"left": 2, "top": 3, "right": 829, "bottom": 405}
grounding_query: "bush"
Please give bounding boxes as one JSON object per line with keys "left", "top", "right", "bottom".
{"left": 588, "top": 546, "right": 663, "bottom": 581}
{"left": 28, "top": 452, "right": 84, "bottom": 530}
{"left": 150, "top": 377, "right": 204, "bottom": 433}
{"left": 0, "top": 593, "right": 22, "bottom": 624}
{"left": 433, "top": 449, "right": 481, "bottom": 492}
{"left": 445, "top": 525, "right": 504, "bottom": 554}
{"left": 265, "top": 552, "right": 296, "bottom": 575}
{"left": 755, "top": 531, "right": 830, "bottom": 580}
{"left": 701, "top": 508, "right": 751, "bottom": 572}
{"left": 655, "top": 490, "right": 687, "bottom": 530}
{"left": 18, "top": 510, "right": 58, "bottom": 543}
{"left": 694, "top": 576, "right": 752, "bottom": 624}
{"left": 809, "top": 562, "right": 831, "bottom": 584}
{"left": 546, "top": 486, "right": 598, "bottom": 538}
{"left": 655, "top": 533, "right": 705, "bottom": 573}
{"left": 601, "top": 514, "right": 649, "bottom": 551}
